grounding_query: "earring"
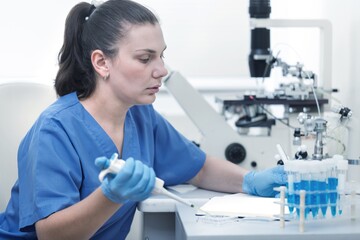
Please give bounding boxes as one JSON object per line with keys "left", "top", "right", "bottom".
{"left": 104, "top": 73, "right": 110, "bottom": 81}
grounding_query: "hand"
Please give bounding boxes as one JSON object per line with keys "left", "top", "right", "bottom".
{"left": 242, "top": 165, "right": 287, "bottom": 197}
{"left": 95, "top": 155, "right": 156, "bottom": 204}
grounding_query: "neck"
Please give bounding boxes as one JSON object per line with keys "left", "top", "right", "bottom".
{"left": 80, "top": 91, "right": 128, "bottom": 131}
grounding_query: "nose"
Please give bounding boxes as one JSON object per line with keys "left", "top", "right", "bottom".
{"left": 153, "top": 63, "right": 168, "bottom": 79}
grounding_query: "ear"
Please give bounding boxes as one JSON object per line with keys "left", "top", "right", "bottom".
{"left": 91, "top": 49, "right": 110, "bottom": 79}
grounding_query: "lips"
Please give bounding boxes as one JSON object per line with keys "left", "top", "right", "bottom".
{"left": 147, "top": 84, "right": 161, "bottom": 90}
{"left": 146, "top": 85, "right": 161, "bottom": 94}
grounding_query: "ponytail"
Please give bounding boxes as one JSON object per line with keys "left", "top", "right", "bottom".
{"left": 55, "top": 2, "right": 95, "bottom": 98}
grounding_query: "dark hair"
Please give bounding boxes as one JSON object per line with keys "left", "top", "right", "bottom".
{"left": 54, "top": 0, "right": 159, "bottom": 98}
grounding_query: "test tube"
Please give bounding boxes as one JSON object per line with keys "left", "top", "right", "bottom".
{"left": 299, "top": 161, "right": 311, "bottom": 218}
{"left": 327, "top": 158, "right": 338, "bottom": 217}
{"left": 318, "top": 160, "right": 329, "bottom": 218}
{"left": 293, "top": 161, "right": 302, "bottom": 217}
{"left": 309, "top": 160, "right": 320, "bottom": 219}
{"left": 335, "top": 155, "right": 348, "bottom": 215}
{"left": 284, "top": 160, "right": 295, "bottom": 213}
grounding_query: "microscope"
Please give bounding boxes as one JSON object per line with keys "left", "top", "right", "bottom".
{"left": 163, "top": 0, "right": 337, "bottom": 171}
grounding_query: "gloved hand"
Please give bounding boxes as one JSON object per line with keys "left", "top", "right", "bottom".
{"left": 242, "top": 165, "right": 287, "bottom": 197}
{"left": 95, "top": 154, "right": 156, "bottom": 204}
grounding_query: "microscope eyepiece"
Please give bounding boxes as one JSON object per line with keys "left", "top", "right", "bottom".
{"left": 249, "top": 0, "right": 271, "bottom": 18}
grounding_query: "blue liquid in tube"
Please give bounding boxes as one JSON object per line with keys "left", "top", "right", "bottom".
{"left": 310, "top": 180, "right": 320, "bottom": 218}
{"left": 286, "top": 182, "right": 295, "bottom": 213}
{"left": 284, "top": 160, "right": 297, "bottom": 214}
{"left": 319, "top": 180, "right": 328, "bottom": 217}
{"left": 294, "top": 181, "right": 301, "bottom": 217}
{"left": 328, "top": 177, "right": 338, "bottom": 217}
{"left": 300, "top": 179, "right": 311, "bottom": 218}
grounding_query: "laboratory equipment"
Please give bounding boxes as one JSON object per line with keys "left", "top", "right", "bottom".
{"left": 213, "top": 0, "right": 333, "bottom": 164}
{"left": 308, "top": 160, "right": 321, "bottom": 218}
{"left": 162, "top": 0, "right": 334, "bottom": 170}
{"left": 276, "top": 102, "right": 360, "bottom": 225}
{"left": 276, "top": 143, "right": 289, "bottom": 162}
{"left": 294, "top": 145, "right": 309, "bottom": 160}
{"left": 282, "top": 158, "right": 342, "bottom": 219}
{"left": 326, "top": 158, "right": 338, "bottom": 217}
{"left": 215, "top": 54, "right": 330, "bottom": 161}
{"left": 318, "top": 161, "right": 329, "bottom": 217}
{"left": 332, "top": 105, "right": 360, "bottom": 186}
{"left": 163, "top": 71, "right": 290, "bottom": 170}
{"left": 223, "top": 0, "right": 333, "bottom": 136}
{"left": 296, "top": 113, "right": 329, "bottom": 160}
{"left": 276, "top": 154, "right": 358, "bottom": 233}
{"left": 98, "top": 153, "right": 198, "bottom": 210}
{"left": 336, "top": 155, "right": 348, "bottom": 215}
{"left": 248, "top": 0, "right": 272, "bottom": 78}
{"left": 283, "top": 160, "right": 295, "bottom": 213}
{"left": 299, "top": 105, "right": 360, "bottom": 192}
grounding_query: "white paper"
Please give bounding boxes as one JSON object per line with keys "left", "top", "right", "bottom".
{"left": 199, "top": 193, "right": 287, "bottom": 219}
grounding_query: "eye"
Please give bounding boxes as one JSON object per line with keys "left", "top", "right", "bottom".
{"left": 139, "top": 56, "right": 151, "bottom": 63}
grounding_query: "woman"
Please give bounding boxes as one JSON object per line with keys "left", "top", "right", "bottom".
{"left": 0, "top": 0, "right": 286, "bottom": 239}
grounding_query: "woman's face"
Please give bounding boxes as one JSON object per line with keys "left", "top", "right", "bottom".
{"left": 107, "top": 23, "right": 168, "bottom": 107}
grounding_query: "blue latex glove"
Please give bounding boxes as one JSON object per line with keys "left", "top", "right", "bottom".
{"left": 95, "top": 154, "right": 156, "bottom": 204}
{"left": 242, "top": 165, "right": 287, "bottom": 197}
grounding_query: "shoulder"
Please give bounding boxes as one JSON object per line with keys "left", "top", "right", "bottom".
{"left": 41, "top": 92, "right": 79, "bottom": 118}
{"left": 26, "top": 92, "right": 82, "bottom": 134}
{"left": 38, "top": 92, "right": 80, "bottom": 120}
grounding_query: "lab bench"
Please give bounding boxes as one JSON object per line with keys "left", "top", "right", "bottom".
{"left": 138, "top": 185, "right": 360, "bottom": 240}
{"left": 138, "top": 185, "right": 225, "bottom": 240}
{"left": 175, "top": 204, "right": 360, "bottom": 240}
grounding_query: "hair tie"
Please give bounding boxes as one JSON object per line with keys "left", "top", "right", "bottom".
{"left": 92, "top": 0, "right": 104, "bottom": 7}
{"left": 85, "top": 5, "right": 96, "bottom": 21}
{"left": 85, "top": 1, "right": 104, "bottom": 21}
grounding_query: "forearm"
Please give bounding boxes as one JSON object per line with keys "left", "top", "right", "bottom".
{"left": 189, "top": 155, "right": 250, "bottom": 193}
{"left": 36, "top": 188, "right": 121, "bottom": 240}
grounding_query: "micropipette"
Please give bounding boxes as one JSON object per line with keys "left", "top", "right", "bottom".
{"left": 98, "top": 153, "right": 201, "bottom": 211}
{"left": 276, "top": 144, "right": 290, "bottom": 162}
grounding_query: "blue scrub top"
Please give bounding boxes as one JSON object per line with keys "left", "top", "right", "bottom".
{"left": 0, "top": 92, "right": 206, "bottom": 239}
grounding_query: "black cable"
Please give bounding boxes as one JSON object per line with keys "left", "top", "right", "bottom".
{"left": 245, "top": 95, "right": 298, "bottom": 129}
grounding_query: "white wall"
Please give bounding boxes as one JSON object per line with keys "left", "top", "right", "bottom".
{"left": 0, "top": 1, "right": 76, "bottom": 84}
{"left": 322, "top": 0, "right": 360, "bottom": 112}
{"left": 0, "top": 0, "right": 323, "bottom": 80}
{"left": 2, "top": 0, "right": 357, "bottom": 110}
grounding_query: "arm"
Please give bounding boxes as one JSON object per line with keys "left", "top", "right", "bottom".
{"left": 189, "top": 155, "right": 287, "bottom": 197}
{"left": 189, "top": 155, "right": 250, "bottom": 193}
{"left": 36, "top": 156, "right": 155, "bottom": 240}
{"left": 36, "top": 188, "right": 121, "bottom": 240}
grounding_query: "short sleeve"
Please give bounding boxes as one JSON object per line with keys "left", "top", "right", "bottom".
{"left": 18, "top": 118, "right": 82, "bottom": 231}
{"left": 152, "top": 109, "right": 206, "bottom": 185}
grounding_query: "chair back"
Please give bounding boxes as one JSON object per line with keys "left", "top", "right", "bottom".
{"left": 0, "top": 82, "right": 57, "bottom": 211}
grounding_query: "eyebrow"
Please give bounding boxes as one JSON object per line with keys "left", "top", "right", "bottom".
{"left": 136, "top": 49, "right": 156, "bottom": 54}
{"left": 135, "top": 46, "right": 167, "bottom": 54}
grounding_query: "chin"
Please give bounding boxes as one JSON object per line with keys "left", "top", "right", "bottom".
{"left": 138, "top": 95, "right": 156, "bottom": 105}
